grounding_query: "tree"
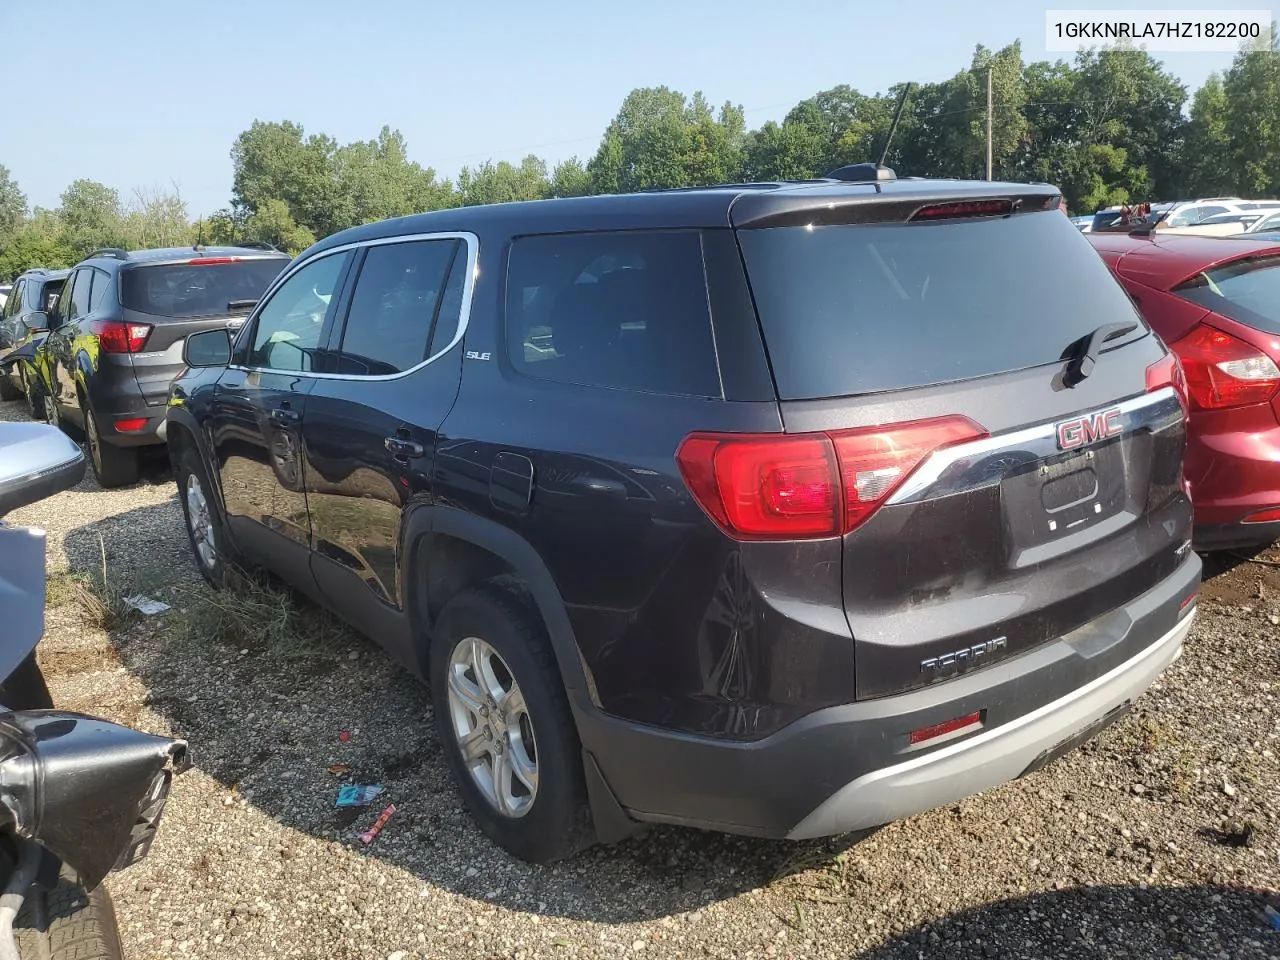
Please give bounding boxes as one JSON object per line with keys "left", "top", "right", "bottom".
{"left": 123, "top": 184, "right": 192, "bottom": 249}
{"left": 334, "top": 126, "right": 454, "bottom": 227}
{"left": 58, "top": 179, "right": 126, "bottom": 255}
{"left": 243, "top": 198, "right": 316, "bottom": 255}
{"left": 456, "top": 155, "right": 550, "bottom": 206}
{"left": 1222, "top": 31, "right": 1280, "bottom": 196}
{"left": 0, "top": 233, "right": 75, "bottom": 283}
{"left": 587, "top": 87, "right": 746, "bottom": 192}
{"left": 1181, "top": 75, "right": 1234, "bottom": 197}
{"left": 0, "top": 166, "right": 26, "bottom": 242}
{"left": 548, "top": 158, "right": 593, "bottom": 198}
{"left": 230, "top": 120, "right": 342, "bottom": 236}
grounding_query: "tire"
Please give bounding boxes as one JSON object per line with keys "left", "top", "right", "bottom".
{"left": 0, "top": 370, "right": 21, "bottom": 401}
{"left": 0, "top": 652, "right": 53, "bottom": 709}
{"left": 84, "top": 406, "right": 139, "bottom": 489}
{"left": 175, "top": 445, "right": 240, "bottom": 587}
{"left": 430, "top": 584, "right": 591, "bottom": 863}
{"left": 13, "top": 867, "right": 124, "bottom": 960}
{"left": 24, "top": 368, "right": 49, "bottom": 421}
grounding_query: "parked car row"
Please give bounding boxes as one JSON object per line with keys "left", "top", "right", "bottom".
{"left": 2, "top": 167, "right": 1273, "bottom": 870}
{"left": 0, "top": 245, "right": 290, "bottom": 486}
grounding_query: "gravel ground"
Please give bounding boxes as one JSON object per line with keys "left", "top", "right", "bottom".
{"left": 4, "top": 396, "right": 1280, "bottom": 960}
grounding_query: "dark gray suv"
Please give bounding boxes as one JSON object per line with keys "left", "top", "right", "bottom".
{"left": 0, "top": 267, "right": 69, "bottom": 410}
{"left": 167, "top": 166, "right": 1202, "bottom": 863}
{"left": 42, "top": 246, "right": 288, "bottom": 486}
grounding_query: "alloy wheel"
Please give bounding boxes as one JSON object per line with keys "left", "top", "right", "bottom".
{"left": 446, "top": 636, "right": 539, "bottom": 818}
{"left": 185, "top": 473, "right": 218, "bottom": 571}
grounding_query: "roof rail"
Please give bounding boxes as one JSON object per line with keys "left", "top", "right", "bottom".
{"left": 236, "top": 241, "right": 279, "bottom": 251}
{"left": 89, "top": 248, "right": 130, "bottom": 261}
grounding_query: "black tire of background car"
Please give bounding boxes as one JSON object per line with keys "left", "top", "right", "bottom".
{"left": 176, "top": 446, "right": 240, "bottom": 588}
{"left": 0, "top": 652, "right": 53, "bottom": 710}
{"left": 14, "top": 867, "right": 124, "bottom": 960}
{"left": 0, "top": 373, "right": 21, "bottom": 401}
{"left": 22, "top": 368, "right": 48, "bottom": 421}
{"left": 430, "top": 584, "right": 594, "bottom": 864}
{"left": 84, "top": 407, "right": 138, "bottom": 489}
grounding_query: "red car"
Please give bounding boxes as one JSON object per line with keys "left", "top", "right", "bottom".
{"left": 1089, "top": 231, "right": 1280, "bottom": 549}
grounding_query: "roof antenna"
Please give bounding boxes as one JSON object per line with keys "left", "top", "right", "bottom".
{"left": 878, "top": 82, "right": 913, "bottom": 168}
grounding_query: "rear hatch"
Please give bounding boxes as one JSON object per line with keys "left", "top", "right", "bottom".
{"left": 731, "top": 187, "right": 1191, "bottom": 699}
{"left": 122, "top": 256, "right": 288, "bottom": 404}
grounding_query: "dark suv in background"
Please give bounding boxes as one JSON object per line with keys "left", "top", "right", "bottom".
{"left": 0, "top": 267, "right": 69, "bottom": 410}
{"left": 40, "top": 245, "right": 289, "bottom": 486}
{"left": 168, "top": 168, "right": 1200, "bottom": 863}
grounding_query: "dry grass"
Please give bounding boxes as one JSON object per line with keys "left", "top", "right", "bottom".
{"left": 168, "top": 566, "right": 350, "bottom": 660}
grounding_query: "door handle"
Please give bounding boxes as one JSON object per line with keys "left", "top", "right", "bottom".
{"left": 385, "top": 436, "right": 424, "bottom": 459}
{"left": 267, "top": 407, "right": 300, "bottom": 425}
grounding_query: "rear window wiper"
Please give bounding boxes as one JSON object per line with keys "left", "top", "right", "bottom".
{"left": 1066, "top": 320, "right": 1138, "bottom": 386}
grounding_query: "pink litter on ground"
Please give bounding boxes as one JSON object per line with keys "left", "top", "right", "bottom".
{"left": 360, "top": 803, "right": 395, "bottom": 845}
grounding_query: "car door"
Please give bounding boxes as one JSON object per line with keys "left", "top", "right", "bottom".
{"left": 301, "top": 234, "right": 471, "bottom": 671}
{"left": 49, "top": 268, "right": 91, "bottom": 424}
{"left": 207, "top": 249, "right": 354, "bottom": 592}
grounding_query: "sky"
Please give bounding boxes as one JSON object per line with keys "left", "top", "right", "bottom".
{"left": 1, "top": 0, "right": 1242, "bottom": 218}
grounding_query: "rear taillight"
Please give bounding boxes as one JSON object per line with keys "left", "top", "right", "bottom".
{"left": 1145, "top": 351, "right": 1189, "bottom": 412}
{"left": 1169, "top": 325, "right": 1280, "bottom": 410}
{"left": 676, "top": 416, "right": 987, "bottom": 541}
{"left": 93, "top": 320, "right": 152, "bottom": 354}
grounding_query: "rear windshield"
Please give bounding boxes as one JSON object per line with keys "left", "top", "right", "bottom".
{"left": 738, "top": 211, "right": 1146, "bottom": 399}
{"left": 121, "top": 259, "right": 287, "bottom": 318}
{"left": 1176, "top": 255, "right": 1280, "bottom": 335}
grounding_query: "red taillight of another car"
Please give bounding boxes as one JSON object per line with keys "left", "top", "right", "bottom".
{"left": 676, "top": 416, "right": 988, "bottom": 541}
{"left": 1144, "top": 350, "right": 1190, "bottom": 413}
{"left": 1169, "top": 324, "right": 1280, "bottom": 410}
{"left": 93, "top": 320, "right": 152, "bottom": 354}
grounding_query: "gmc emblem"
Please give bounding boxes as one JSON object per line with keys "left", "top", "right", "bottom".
{"left": 1056, "top": 408, "right": 1123, "bottom": 450}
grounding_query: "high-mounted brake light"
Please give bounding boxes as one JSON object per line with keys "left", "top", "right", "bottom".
{"left": 910, "top": 199, "right": 1015, "bottom": 221}
{"left": 676, "top": 416, "right": 987, "bottom": 541}
{"left": 186, "top": 257, "right": 240, "bottom": 266}
{"left": 1144, "top": 351, "right": 1189, "bottom": 412}
{"left": 92, "top": 320, "right": 152, "bottom": 354}
{"left": 1169, "top": 325, "right": 1280, "bottom": 410}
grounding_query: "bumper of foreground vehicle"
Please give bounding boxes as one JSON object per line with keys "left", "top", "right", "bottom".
{"left": 577, "top": 552, "right": 1201, "bottom": 841}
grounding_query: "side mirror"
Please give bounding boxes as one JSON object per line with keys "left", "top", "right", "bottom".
{"left": 24, "top": 311, "right": 49, "bottom": 333}
{"left": 183, "top": 329, "right": 232, "bottom": 368}
{"left": 0, "top": 423, "right": 86, "bottom": 518}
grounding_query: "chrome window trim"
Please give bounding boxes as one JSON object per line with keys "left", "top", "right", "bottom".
{"left": 228, "top": 231, "right": 479, "bottom": 382}
{"left": 887, "top": 387, "right": 1184, "bottom": 505}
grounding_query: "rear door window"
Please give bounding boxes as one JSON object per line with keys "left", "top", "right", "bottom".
{"left": 64, "top": 269, "right": 91, "bottom": 322}
{"left": 334, "top": 239, "right": 462, "bottom": 376}
{"left": 88, "top": 268, "right": 112, "bottom": 313}
{"left": 737, "top": 210, "right": 1147, "bottom": 400}
{"left": 1176, "top": 255, "right": 1280, "bottom": 335}
{"left": 121, "top": 258, "right": 287, "bottom": 318}
{"left": 505, "top": 231, "right": 721, "bottom": 398}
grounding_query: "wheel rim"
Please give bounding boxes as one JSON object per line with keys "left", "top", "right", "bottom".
{"left": 185, "top": 473, "right": 218, "bottom": 570}
{"left": 446, "top": 636, "right": 538, "bottom": 818}
{"left": 85, "top": 409, "right": 102, "bottom": 473}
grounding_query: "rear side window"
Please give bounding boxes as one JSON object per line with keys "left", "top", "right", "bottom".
{"left": 121, "top": 258, "right": 287, "bottom": 318}
{"left": 40, "top": 279, "right": 64, "bottom": 313}
{"left": 65, "top": 270, "right": 91, "bottom": 321}
{"left": 335, "top": 239, "right": 463, "bottom": 376}
{"left": 505, "top": 231, "right": 721, "bottom": 398}
{"left": 89, "top": 268, "right": 112, "bottom": 312}
{"left": 1176, "top": 255, "right": 1280, "bottom": 335}
{"left": 737, "top": 211, "right": 1146, "bottom": 400}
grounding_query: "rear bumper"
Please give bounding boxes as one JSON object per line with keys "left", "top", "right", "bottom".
{"left": 577, "top": 552, "right": 1201, "bottom": 840}
{"left": 787, "top": 610, "right": 1191, "bottom": 838}
{"left": 1186, "top": 407, "right": 1280, "bottom": 549}
{"left": 85, "top": 369, "right": 167, "bottom": 447}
